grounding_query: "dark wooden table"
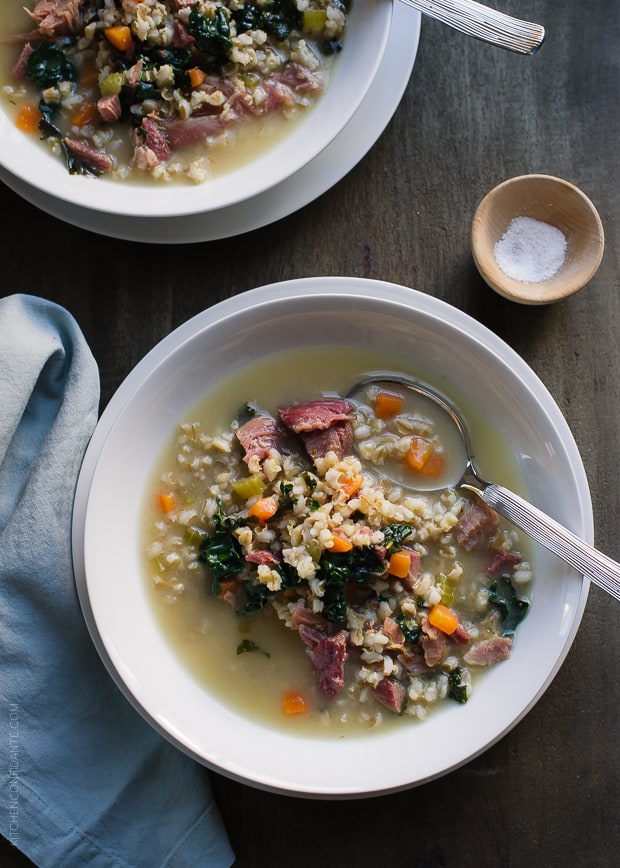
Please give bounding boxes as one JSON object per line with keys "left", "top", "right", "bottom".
{"left": 3, "top": 1, "right": 619, "bottom": 865}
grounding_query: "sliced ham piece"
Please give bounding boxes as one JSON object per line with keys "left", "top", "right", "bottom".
{"left": 464, "top": 636, "right": 513, "bottom": 666}
{"left": 97, "top": 93, "right": 122, "bottom": 123}
{"left": 141, "top": 117, "right": 171, "bottom": 161}
{"left": 373, "top": 678, "right": 406, "bottom": 714}
{"left": 245, "top": 550, "right": 281, "bottom": 566}
{"left": 26, "top": 0, "right": 83, "bottom": 38}
{"left": 302, "top": 629, "right": 348, "bottom": 698}
{"left": 279, "top": 399, "right": 355, "bottom": 463}
{"left": 64, "top": 138, "right": 114, "bottom": 173}
{"left": 485, "top": 550, "right": 523, "bottom": 577}
{"left": 455, "top": 497, "right": 499, "bottom": 551}
{"left": 278, "top": 399, "right": 355, "bottom": 432}
{"left": 164, "top": 115, "right": 226, "bottom": 149}
{"left": 236, "top": 415, "right": 286, "bottom": 465}
{"left": 12, "top": 42, "right": 34, "bottom": 79}
{"left": 399, "top": 546, "right": 422, "bottom": 591}
{"left": 420, "top": 617, "right": 447, "bottom": 667}
{"left": 299, "top": 420, "right": 353, "bottom": 462}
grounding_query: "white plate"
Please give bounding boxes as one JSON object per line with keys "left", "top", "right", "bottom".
{"left": 73, "top": 277, "right": 591, "bottom": 798}
{"left": 0, "top": 5, "right": 420, "bottom": 243}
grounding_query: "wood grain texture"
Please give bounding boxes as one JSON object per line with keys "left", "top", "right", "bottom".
{"left": 2, "top": 1, "right": 619, "bottom": 865}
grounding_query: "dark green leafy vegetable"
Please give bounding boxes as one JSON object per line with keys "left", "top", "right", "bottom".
{"left": 448, "top": 667, "right": 469, "bottom": 704}
{"left": 198, "top": 499, "right": 243, "bottom": 591}
{"left": 38, "top": 108, "right": 101, "bottom": 177}
{"left": 321, "top": 547, "right": 385, "bottom": 589}
{"left": 237, "top": 580, "right": 271, "bottom": 614}
{"left": 237, "top": 639, "right": 270, "bottom": 657}
{"left": 488, "top": 574, "right": 530, "bottom": 636}
{"left": 189, "top": 5, "right": 233, "bottom": 58}
{"left": 381, "top": 523, "right": 414, "bottom": 553}
{"left": 319, "top": 547, "right": 385, "bottom": 624}
{"left": 395, "top": 614, "right": 420, "bottom": 644}
{"left": 27, "top": 43, "right": 76, "bottom": 88}
{"left": 233, "top": 0, "right": 303, "bottom": 41}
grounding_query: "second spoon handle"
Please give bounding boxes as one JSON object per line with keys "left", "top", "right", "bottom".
{"left": 479, "top": 483, "right": 620, "bottom": 601}
{"left": 397, "top": 0, "right": 546, "bottom": 55}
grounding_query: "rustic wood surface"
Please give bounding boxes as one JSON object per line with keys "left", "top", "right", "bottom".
{"left": 2, "top": 1, "right": 619, "bottom": 865}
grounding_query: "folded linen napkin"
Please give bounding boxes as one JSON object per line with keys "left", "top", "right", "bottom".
{"left": 0, "top": 295, "right": 234, "bottom": 868}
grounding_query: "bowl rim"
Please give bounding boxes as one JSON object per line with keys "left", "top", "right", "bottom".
{"left": 73, "top": 276, "right": 592, "bottom": 797}
{"left": 0, "top": 1, "right": 392, "bottom": 217}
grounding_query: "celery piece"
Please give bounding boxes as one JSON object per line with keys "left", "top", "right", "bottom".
{"left": 231, "top": 476, "right": 265, "bottom": 500}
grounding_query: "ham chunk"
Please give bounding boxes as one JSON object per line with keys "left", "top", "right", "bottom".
{"left": 26, "top": 0, "right": 83, "bottom": 37}
{"left": 279, "top": 399, "right": 355, "bottom": 463}
{"left": 373, "top": 678, "right": 406, "bottom": 714}
{"left": 464, "top": 636, "right": 513, "bottom": 666}
{"left": 279, "top": 399, "right": 355, "bottom": 432}
{"left": 455, "top": 497, "right": 499, "bottom": 551}
{"left": 304, "top": 630, "right": 348, "bottom": 698}
{"left": 236, "top": 415, "right": 286, "bottom": 465}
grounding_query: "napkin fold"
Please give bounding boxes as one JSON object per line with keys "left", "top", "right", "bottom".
{"left": 0, "top": 295, "right": 234, "bottom": 868}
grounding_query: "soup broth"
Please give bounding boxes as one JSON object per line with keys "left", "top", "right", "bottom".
{"left": 1, "top": 1, "right": 347, "bottom": 183}
{"left": 143, "top": 346, "right": 534, "bottom": 737}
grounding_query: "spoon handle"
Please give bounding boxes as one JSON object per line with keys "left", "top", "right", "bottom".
{"left": 398, "top": 0, "right": 545, "bottom": 55}
{"left": 480, "top": 483, "right": 620, "bottom": 601}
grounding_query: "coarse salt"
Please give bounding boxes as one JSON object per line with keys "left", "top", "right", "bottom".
{"left": 494, "top": 216, "right": 567, "bottom": 283}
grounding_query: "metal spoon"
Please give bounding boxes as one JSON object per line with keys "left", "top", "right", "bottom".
{"left": 399, "top": 0, "right": 546, "bottom": 55}
{"left": 348, "top": 375, "right": 620, "bottom": 602}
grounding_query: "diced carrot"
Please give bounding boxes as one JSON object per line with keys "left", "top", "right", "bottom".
{"left": 341, "top": 475, "right": 363, "bottom": 499}
{"left": 282, "top": 691, "right": 307, "bottom": 715}
{"left": 419, "top": 449, "right": 445, "bottom": 477}
{"left": 105, "top": 25, "right": 134, "bottom": 51}
{"left": 405, "top": 436, "right": 434, "bottom": 471}
{"left": 375, "top": 390, "right": 404, "bottom": 419}
{"left": 158, "top": 492, "right": 176, "bottom": 513}
{"left": 387, "top": 550, "right": 411, "bottom": 579}
{"left": 329, "top": 534, "right": 353, "bottom": 553}
{"left": 217, "top": 579, "right": 237, "bottom": 599}
{"left": 15, "top": 103, "right": 41, "bottom": 133}
{"left": 188, "top": 67, "right": 206, "bottom": 88}
{"left": 79, "top": 63, "right": 99, "bottom": 87}
{"left": 71, "top": 100, "right": 98, "bottom": 127}
{"left": 247, "top": 496, "right": 278, "bottom": 523}
{"left": 428, "top": 603, "right": 459, "bottom": 635}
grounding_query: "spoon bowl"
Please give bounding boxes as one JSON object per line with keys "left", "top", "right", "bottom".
{"left": 350, "top": 375, "right": 620, "bottom": 601}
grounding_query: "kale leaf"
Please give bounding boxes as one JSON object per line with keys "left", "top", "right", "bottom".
{"left": 27, "top": 43, "right": 76, "bottom": 88}
{"left": 448, "top": 667, "right": 469, "bottom": 704}
{"left": 189, "top": 5, "right": 233, "bottom": 59}
{"left": 236, "top": 580, "right": 271, "bottom": 615}
{"left": 381, "top": 523, "right": 414, "bottom": 553}
{"left": 198, "top": 499, "right": 243, "bottom": 589}
{"left": 395, "top": 614, "right": 420, "bottom": 644}
{"left": 233, "top": 0, "right": 302, "bottom": 42}
{"left": 488, "top": 574, "right": 530, "bottom": 636}
{"left": 38, "top": 108, "right": 101, "bottom": 177}
{"left": 236, "top": 639, "right": 270, "bottom": 657}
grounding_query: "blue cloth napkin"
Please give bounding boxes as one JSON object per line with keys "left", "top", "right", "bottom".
{"left": 0, "top": 295, "right": 234, "bottom": 868}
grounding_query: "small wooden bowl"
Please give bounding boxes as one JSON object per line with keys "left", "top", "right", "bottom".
{"left": 471, "top": 174, "right": 604, "bottom": 304}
